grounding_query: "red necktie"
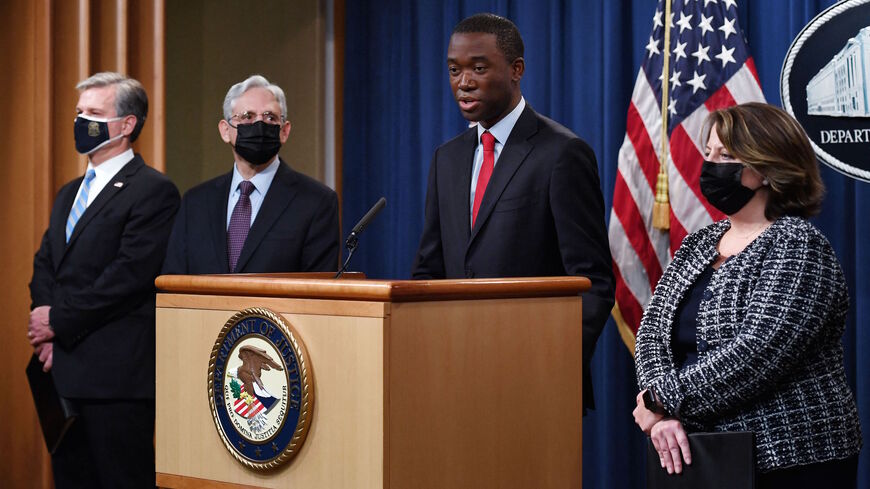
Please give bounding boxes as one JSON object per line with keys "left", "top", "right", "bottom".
{"left": 472, "top": 131, "right": 496, "bottom": 227}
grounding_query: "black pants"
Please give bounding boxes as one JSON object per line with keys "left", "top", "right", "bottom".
{"left": 51, "top": 398, "right": 155, "bottom": 489}
{"left": 758, "top": 454, "right": 858, "bottom": 489}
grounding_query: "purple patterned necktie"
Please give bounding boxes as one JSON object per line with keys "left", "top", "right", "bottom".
{"left": 227, "top": 180, "right": 255, "bottom": 272}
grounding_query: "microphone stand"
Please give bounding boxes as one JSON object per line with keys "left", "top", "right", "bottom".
{"left": 335, "top": 232, "right": 359, "bottom": 278}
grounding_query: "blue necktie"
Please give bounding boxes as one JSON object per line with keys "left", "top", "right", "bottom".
{"left": 66, "top": 169, "right": 96, "bottom": 242}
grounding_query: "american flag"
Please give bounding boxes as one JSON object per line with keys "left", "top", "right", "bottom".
{"left": 609, "top": 0, "right": 765, "bottom": 351}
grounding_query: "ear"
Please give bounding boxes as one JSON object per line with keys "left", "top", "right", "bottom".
{"left": 511, "top": 57, "right": 525, "bottom": 82}
{"left": 279, "top": 120, "right": 292, "bottom": 144}
{"left": 121, "top": 115, "right": 138, "bottom": 137}
{"left": 218, "top": 119, "right": 233, "bottom": 144}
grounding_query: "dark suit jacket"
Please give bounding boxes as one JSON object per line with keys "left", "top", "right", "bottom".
{"left": 412, "top": 105, "right": 615, "bottom": 409}
{"left": 29, "top": 154, "right": 180, "bottom": 399}
{"left": 162, "top": 159, "right": 340, "bottom": 274}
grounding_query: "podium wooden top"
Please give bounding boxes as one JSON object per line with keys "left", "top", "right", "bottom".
{"left": 155, "top": 274, "right": 591, "bottom": 302}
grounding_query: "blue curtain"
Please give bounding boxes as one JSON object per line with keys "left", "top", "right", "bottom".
{"left": 343, "top": 1, "right": 869, "bottom": 487}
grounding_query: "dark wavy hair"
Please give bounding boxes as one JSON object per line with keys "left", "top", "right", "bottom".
{"left": 703, "top": 102, "right": 825, "bottom": 219}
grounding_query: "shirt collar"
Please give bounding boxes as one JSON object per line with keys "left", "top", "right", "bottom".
{"left": 88, "top": 148, "right": 134, "bottom": 179}
{"left": 230, "top": 156, "right": 281, "bottom": 194}
{"left": 476, "top": 96, "right": 526, "bottom": 145}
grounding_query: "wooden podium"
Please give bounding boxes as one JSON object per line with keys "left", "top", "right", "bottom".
{"left": 154, "top": 274, "right": 588, "bottom": 489}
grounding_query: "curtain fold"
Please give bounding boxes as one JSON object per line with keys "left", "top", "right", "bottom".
{"left": 343, "top": 1, "right": 868, "bottom": 487}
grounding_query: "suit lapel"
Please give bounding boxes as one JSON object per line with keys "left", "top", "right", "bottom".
{"left": 234, "top": 160, "right": 299, "bottom": 273}
{"left": 209, "top": 172, "right": 233, "bottom": 273}
{"left": 468, "top": 106, "right": 537, "bottom": 244}
{"left": 61, "top": 156, "right": 143, "bottom": 264}
{"left": 450, "top": 129, "right": 478, "bottom": 245}
{"left": 51, "top": 180, "right": 82, "bottom": 270}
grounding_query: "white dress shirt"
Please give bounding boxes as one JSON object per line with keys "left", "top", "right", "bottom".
{"left": 225, "top": 156, "right": 280, "bottom": 229}
{"left": 71, "top": 149, "right": 134, "bottom": 208}
{"left": 469, "top": 96, "right": 526, "bottom": 226}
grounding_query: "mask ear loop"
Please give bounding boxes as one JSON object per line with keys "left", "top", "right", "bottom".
{"left": 85, "top": 115, "right": 131, "bottom": 154}
{"left": 85, "top": 132, "right": 125, "bottom": 155}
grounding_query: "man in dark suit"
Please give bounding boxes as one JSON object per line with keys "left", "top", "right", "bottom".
{"left": 162, "top": 75, "right": 339, "bottom": 275}
{"left": 412, "top": 14, "right": 614, "bottom": 411}
{"left": 27, "top": 72, "right": 180, "bottom": 487}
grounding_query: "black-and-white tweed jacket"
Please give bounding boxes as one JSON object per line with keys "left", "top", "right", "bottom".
{"left": 635, "top": 216, "right": 862, "bottom": 471}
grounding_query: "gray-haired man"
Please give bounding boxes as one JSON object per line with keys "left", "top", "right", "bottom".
{"left": 162, "top": 74, "right": 339, "bottom": 274}
{"left": 29, "top": 72, "right": 180, "bottom": 487}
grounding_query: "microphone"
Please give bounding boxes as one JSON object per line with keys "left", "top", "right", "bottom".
{"left": 335, "top": 197, "right": 386, "bottom": 278}
{"left": 349, "top": 197, "right": 386, "bottom": 241}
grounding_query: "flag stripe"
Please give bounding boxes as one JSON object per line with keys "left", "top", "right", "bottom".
{"left": 631, "top": 73, "right": 665, "bottom": 163}
{"left": 617, "top": 138, "right": 672, "bottom": 268}
{"left": 626, "top": 103, "right": 661, "bottom": 191}
{"left": 667, "top": 155, "right": 713, "bottom": 251}
{"left": 744, "top": 57, "right": 761, "bottom": 86}
{"left": 704, "top": 84, "right": 738, "bottom": 112}
{"left": 668, "top": 205, "right": 690, "bottom": 253}
{"left": 726, "top": 60, "right": 765, "bottom": 103}
{"left": 608, "top": 213, "right": 654, "bottom": 310}
{"left": 612, "top": 174, "right": 664, "bottom": 290}
{"left": 669, "top": 124, "right": 725, "bottom": 219}
{"left": 613, "top": 260, "right": 646, "bottom": 335}
{"left": 677, "top": 102, "right": 710, "bottom": 155}
{"left": 233, "top": 385, "right": 266, "bottom": 418}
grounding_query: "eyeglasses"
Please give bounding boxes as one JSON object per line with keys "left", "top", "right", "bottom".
{"left": 228, "top": 111, "right": 285, "bottom": 126}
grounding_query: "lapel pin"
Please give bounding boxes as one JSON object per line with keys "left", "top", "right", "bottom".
{"left": 114, "top": 182, "right": 124, "bottom": 188}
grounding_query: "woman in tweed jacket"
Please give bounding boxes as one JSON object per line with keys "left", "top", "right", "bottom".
{"left": 632, "top": 103, "right": 861, "bottom": 487}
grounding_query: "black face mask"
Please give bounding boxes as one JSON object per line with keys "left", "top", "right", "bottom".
{"left": 74, "top": 115, "right": 123, "bottom": 154}
{"left": 233, "top": 121, "right": 282, "bottom": 165}
{"left": 699, "top": 161, "right": 757, "bottom": 215}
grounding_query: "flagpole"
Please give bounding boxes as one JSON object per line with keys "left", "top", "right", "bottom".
{"left": 653, "top": 0, "right": 672, "bottom": 230}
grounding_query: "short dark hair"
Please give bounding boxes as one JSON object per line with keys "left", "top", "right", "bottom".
{"left": 703, "top": 102, "right": 825, "bottom": 219}
{"left": 453, "top": 13, "right": 524, "bottom": 62}
{"left": 76, "top": 72, "right": 149, "bottom": 143}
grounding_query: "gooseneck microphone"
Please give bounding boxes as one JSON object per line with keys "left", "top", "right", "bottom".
{"left": 335, "top": 197, "right": 386, "bottom": 278}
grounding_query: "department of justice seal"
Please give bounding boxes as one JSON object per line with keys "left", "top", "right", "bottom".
{"left": 781, "top": 0, "right": 870, "bottom": 182}
{"left": 207, "top": 308, "right": 314, "bottom": 470}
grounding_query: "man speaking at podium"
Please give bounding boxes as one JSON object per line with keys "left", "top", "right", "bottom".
{"left": 28, "top": 72, "right": 180, "bottom": 487}
{"left": 412, "top": 14, "right": 614, "bottom": 411}
{"left": 162, "top": 75, "right": 339, "bottom": 275}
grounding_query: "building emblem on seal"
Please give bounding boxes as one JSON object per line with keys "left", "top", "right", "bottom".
{"left": 207, "top": 307, "right": 314, "bottom": 470}
{"left": 781, "top": 0, "right": 870, "bottom": 182}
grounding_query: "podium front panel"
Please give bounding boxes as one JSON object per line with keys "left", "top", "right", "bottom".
{"left": 156, "top": 296, "right": 386, "bottom": 488}
{"left": 386, "top": 297, "right": 582, "bottom": 489}
{"left": 155, "top": 277, "right": 587, "bottom": 489}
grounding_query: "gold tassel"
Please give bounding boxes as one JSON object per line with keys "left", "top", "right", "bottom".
{"left": 653, "top": 170, "right": 670, "bottom": 230}
{"left": 653, "top": 0, "right": 672, "bottom": 231}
